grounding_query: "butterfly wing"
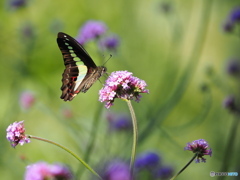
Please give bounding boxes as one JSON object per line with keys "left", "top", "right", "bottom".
{"left": 57, "top": 32, "right": 102, "bottom": 101}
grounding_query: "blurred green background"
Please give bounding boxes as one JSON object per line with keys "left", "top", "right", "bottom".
{"left": 1, "top": 0, "right": 240, "bottom": 179}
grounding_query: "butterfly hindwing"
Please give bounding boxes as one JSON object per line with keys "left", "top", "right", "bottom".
{"left": 57, "top": 32, "right": 106, "bottom": 101}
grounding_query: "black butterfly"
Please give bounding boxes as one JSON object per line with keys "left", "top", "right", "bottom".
{"left": 57, "top": 32, "right": 107, "bottom": 101}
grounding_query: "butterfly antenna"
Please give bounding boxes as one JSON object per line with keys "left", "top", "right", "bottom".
{"left": 103, "top": 54, "right": 112, "bottom": 66}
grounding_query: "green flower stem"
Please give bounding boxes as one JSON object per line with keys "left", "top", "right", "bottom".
{"left": 84, "top": 105, "right": 103, "bottom": 163}
{"left": 170, "top": 153, "right": 198, "bottom": 180}
{"left": 126, "top": 100, "right": 138, "bottom": 177}
{"left": 76, "top": 105, "right": 103, "bottom": 178}
{"left": 218, "top": 116, "right": 239, "bottom": 180}
{"left": 28, "top": 135, "right": 102, "bottom": 180}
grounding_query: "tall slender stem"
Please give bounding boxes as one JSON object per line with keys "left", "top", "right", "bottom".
{"left": 170, "top": 153, "right": 198, "bottom": 180}
{"left": 28, "top": 135, "right": 102, "bottom": 180}
{"left": 218, "top": 116, "right": 239, "bottom": 180}
{"left": 84, "top": 105, "right": 103, "bottom": 163}
{"left": 126, "top": 100, "right": 138, "bottom": 177}
{"left": 75, "top": 105, "right": 103, "bottom": 178}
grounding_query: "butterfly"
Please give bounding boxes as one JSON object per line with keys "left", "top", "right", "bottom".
{"left": 57, "top": 32, "right": 107, "bottom": 101}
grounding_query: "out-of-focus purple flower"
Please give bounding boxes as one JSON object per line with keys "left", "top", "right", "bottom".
{"left": 159, "top": 2, "right": 172, "bottom": 14}
{"left": 50, "top": 163, "right": 73, "bottom": 179}
{"left": 230, "top": 7, "right": 240, "bottom": 23}
{"left": 21, "top": 23, "right": 34, "bottom": 39}
{"left": 25, "top": 162, "right": 51, "bottom": 180}
{"left": 107, "top": 113, "right": 132, "bottom": 131}
{"left": 223, "top": 21, "right": 234, "bottom": 32}
{"left": 9, "top": 0, "right": 27, "bottom": 9}
{"left": 19, "top": 91, "right": 35, "bottom": 110}
{"left": 184, "top": 139, "right": 212, "bottom": 163}
{"left": 25, "top": 162, "right": 73, "bottom": 180}
{"left": 76, "top": 20, "right": 107, "bottom": 45}
{"left": 99, "top": 35, "right": 120, "bottom": 52}
{"left": 6, "top": 121, "right": 30, "bottom": 148}
{"left": 154, "top": 166, "right": 174, "bottom": 179}
{"left": 223, "top": 96, "right": 237, "bottom": 112}
{"left": 99, "top": 71, "right": 149, "bottom": 108}
{"left": 103, "top": 160, "right": 131, "bottom": 180}
{"left": 226, "top": 59, "right": 240, "bottom": 76}
{"left": 135, "top": 152, "right": 160, "bottom": 169}
{"left": 223, "top": 7, "right": 240, "bottom": 32}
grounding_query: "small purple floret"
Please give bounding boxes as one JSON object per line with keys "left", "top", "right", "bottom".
{"left": 184, "top": 139, "right": 212, "bottom": 163}
{"left": 6, "top": 121, "right": 30, "bottom": 148}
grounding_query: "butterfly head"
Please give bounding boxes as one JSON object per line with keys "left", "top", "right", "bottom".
{"left": 100, "top": 66, "right": 107, "bottom": 75}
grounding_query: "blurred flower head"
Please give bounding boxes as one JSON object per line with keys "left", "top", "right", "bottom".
{"left": 77, "top": 20, "right": 107, "bottom": 45}
{"left": 184, "top": 139, "right": 212, "bottom": 163}
{"left": 99, "top": 71, "right": 149, "bottom": 108}
{"left": 230, "top": 7, "right": 240, "bottom": 23}
{"left": 154, "top": 166, "right": 174, "bottom": 179}
{"left": 102, "top": 160, "right": 131, "bottom": 180}
{"left": 106, "top": 112, "right": 132, "bottom": 131}
{"left": 226, "top": 59, "right": 240, "bottom": 76}
{"left": 99, "top": 35, "right": 120, "bottom": 52}
{"left": 223, "top": 96, "right": 237, "bottom": 113}
{"left": 8, "top": 0, "right": 27, "bottom": 9}
{"left": 6, "top": 121, "right": 30, "bottom": 148}
{"left": 223, "top": 6, "right": 240, "bottom": 32}
{"left": 20, "top": 22, "right": 34, "bottom": 40}
{"left": 19, "top": 91, "right": 35, "bottom": 110}
{"left": 25, "top": 162, "right": 73, "bottom": 180}
{"left": 158, "top": 2, "right": 172, "bottom": 14}
{"left": 223, "top": 21, "right": 234, "bottom": 32}
{"left": 135, "top": 151, "right": 160, "bottom": 169}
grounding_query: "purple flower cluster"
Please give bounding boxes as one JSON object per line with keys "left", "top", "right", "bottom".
{"left": 6, "top": 121, "right": 30, "bottom": 148}
{"left": 184, "top": 139, "right": 212, "bottom": 163}
{"left": 76, "top": 20, "right": 120, "bottom": 52}
{"left": 99, "top": 71, "right": 149, "bottom": 108}
{"left": 77, "top": 20, "right": 107, "bottom": 45}
{"left": 135, "top": 152, "right": 160, "bottom": 169}
{"left": 25, "top": 162, "right": 73, "bottom": 180}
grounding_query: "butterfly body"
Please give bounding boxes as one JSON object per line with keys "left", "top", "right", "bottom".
{"left": 57, "top": 32, "right": 106, "bottom": 101}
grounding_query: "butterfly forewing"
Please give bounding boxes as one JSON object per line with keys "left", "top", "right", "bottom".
{"left": 57, "top": 32, "right": 106, "bottom": 101}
